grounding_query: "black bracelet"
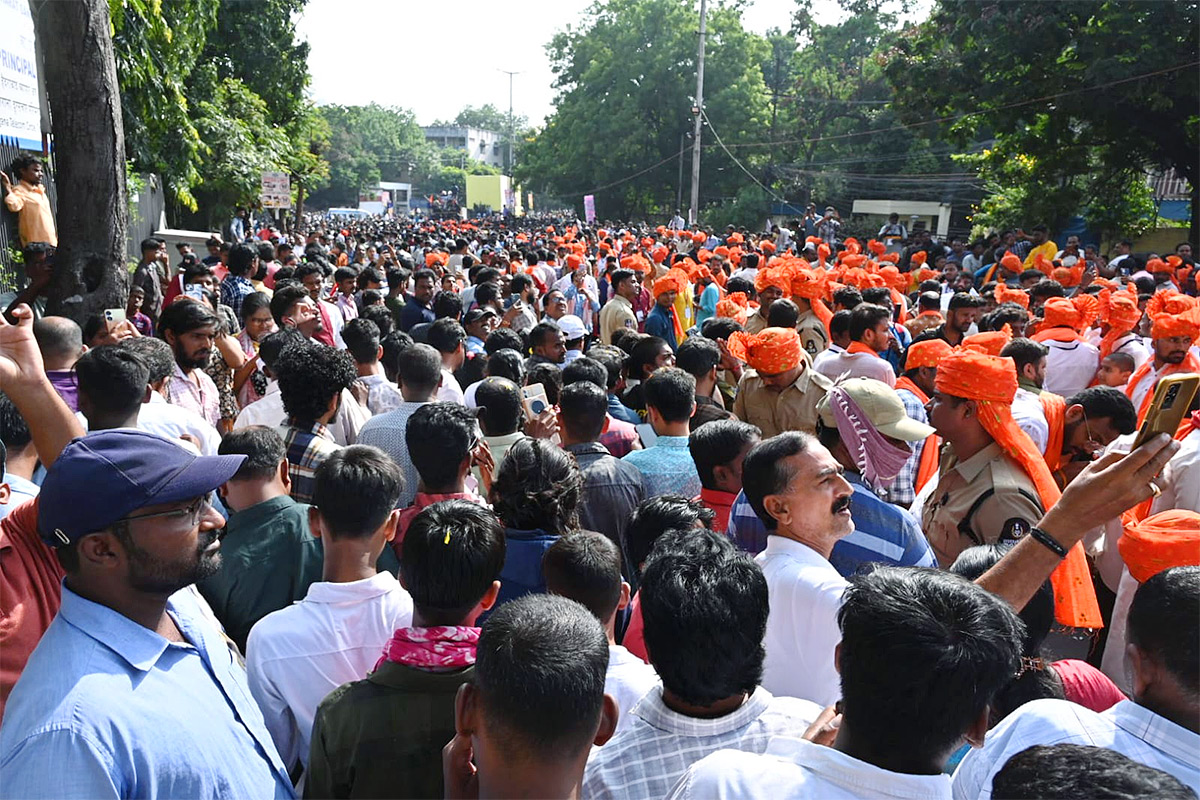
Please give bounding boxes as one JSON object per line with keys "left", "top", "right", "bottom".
{"left": 1030, "top": 526, "right": 1068, "bottom": 559}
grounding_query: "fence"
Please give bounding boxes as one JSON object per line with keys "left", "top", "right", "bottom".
{"left": 0, "top": 140, "right": 57, "bottom": 294}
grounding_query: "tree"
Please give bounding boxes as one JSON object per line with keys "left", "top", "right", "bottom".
{"left": 883, "top": 0, "right": 1200, "bottom": 241}
{"left": 33, "top": 0, "right": 129, "bottom": 322}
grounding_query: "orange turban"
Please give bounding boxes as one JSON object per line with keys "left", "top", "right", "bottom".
{"left": 755, "top": 265, "right": 791, "bottom": 295}
{"left": 761, "top": 240, "right": 776, "bottom": 254}
{"left": 878, "top": 266, "right": 909, "bottom": 294}
{"left": 1119, "top": 510, "right": 1200, "bottom": 583}
{"left": 713, "top": 245, "right": 730, "bottom": 258}
{"left": 843, "top": 237, "right": 861, "bottom": 255}
{"left": 790, "top": 267, "right": 825, "bottom": 300}
{"left": 1039, "top": 295, "right": 1099, "bottom": 332}
{"left": 716, "top": 291, "right": 750, "bottom": 324}
{"left": 1033, "top": 252, "right": 1055, "bottom": 277}
{"left": 910, "top": 251, "right": 928, "bottom": 268}
{"left": 651, "top": 246, "right": 669, "bottom": 264}
{"left": 566, "top": 253, "right": 583, "bottom": 270}
{"left": 1098, "top": 287, "right": 1143, "bottom": 357}
{"left": 906, "top": 339, "right": 953, "bottom": 369}
{"left": 935, "top": 349, "right": 1102, "bottom": 629}
{"left": 1147, "top": 294, "right": 1200, "bottom": 341}
{"left": 1000, "top": 253, "right": 1023, "bottom": 274}
{"left": 653, "top": 269, "right": 688, "bottom": 299}
{"left": 994, "top": 283, "right": 1030, "bottom": 309}
{"left": 840, "top": 253, "right": 868, "bottom": 269}
{"left": 962, "top": 324, "right": 1013, "bottom": 356}
{"left": 1146, "top": 257, "right": 1174, "bottom": 277}
{"left": 727, "top": 327, "right": 802, "bottom": 375}
{"left": 692, "top": 231, "right": 708, "bottom": 244}
{"left": 727, "top": 232, "right": 744, "bottom": 245}
{"left": 867, "top": 239, "right": 886, "bottom": 256}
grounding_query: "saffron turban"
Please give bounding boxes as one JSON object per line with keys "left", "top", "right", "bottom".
{"left": 935, "top": 349, "right": 1102, "bottom": 629}
{"left": 1119, "top": 510, "right": 1200, "bottom": 583}
{"left": 1147, "top": 294, "right": 1200, "bottom": 341}
{"left": 1098, "top": 288, "right": 1143, "bottom": 358}
{"left": 653, "top": 269, "right": 688, "bottom": 299}
{"left": 961, "top": 324, "right": 1013, "bottom": 357}
{"left": 761, "top": 240, "right": 776, "bottom": 254}
{"left": 1000, "top": 253, "right": 1023, "bottom": 274}
{"left": 1040, "top": 295, "right": 1099, "bottom": 332}
{"left": 910, "top": 251, "right": 928, "bottom": 268}
{"left": 755, "top": 265, "right": 791, "bottom": 295}
{"left": 716, "top": 291, "right": 750, "bottom": 324}
{"left": 905, "top": 339, "right": 953, "bottom": 369}
{"left": 790, "top": 267, "right": 826, "bottom": 300}
{"left": 566, "top": 254, "right": 583, "bottom": 270}
{"left": 692, "top": 231, "right": 707, "bottom": 244}
{"left": 727, "top": 327, "right": 802, "bottom": 375}
{"left": 867, "top": 239, "right": 886, "bottom": 256}
{"left": 651, "top": 246, "right": 668, "bottom": 264}
{"left": 994, "top": 283, "right": 1030, "bottom": 309}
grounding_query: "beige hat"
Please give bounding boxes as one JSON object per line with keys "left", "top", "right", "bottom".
{"left": 817, "top": 377, "right": 934, "bottom": 442}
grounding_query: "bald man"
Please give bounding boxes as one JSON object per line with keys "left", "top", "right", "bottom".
{"left": 32, "top": 316, "right": 86, "bottom": 412}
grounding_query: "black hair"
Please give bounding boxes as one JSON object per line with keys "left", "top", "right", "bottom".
{"left": 917, "top": 291, "right": 941, "bottom": 311}
{"left": 269, "top": 285, "right": 309, "bottom": 327}
{"left": 182, "top": 261, "right": 214, "bottom": 285}
{"left": 157, "top": 298, "right": 219, "bottom": 338}
{"left": 985, "top": 302, "right": 1029, "bottom": 333}
{"left": 726, "top": 276, "right": 755, "bottom": 299}
{"left": 32, "top": 317, "right": 81, "bottom": 365}
{"left": 219, "top": 425, "right": 285, "bottom": 482}
{"left": 947, "top": 292, "right": 986, "bottom": 311}
{"left": 258, "top": 327, "right": 306, "bottom": 373}
{"left": 561, "top": 356, "right": 606, "bottom": 391}
{"left": 583, "top": 346, "right": 624, "bottom": 391}
{"left": 1102, "top": 351, "right": 1136, "bottom": 373}
{"left": 999, "top": 338, "right": 1048, "bottom": 374}
{"left": 357, "top": 267, "right": 383, "bottom": 291}
{"left": 543, "top": 531, "right": 624, "bottom": 623}
{"left": 829, "top": 309, "right": 852, "bottom": 339}
{"left": 405, "top": 402, "right": 477, "bottom": 491}
{"left": 558, "top": 380, "right": 608, "bottom": 442}
{"left": 848, "top": 303, "right": 892, "bottom": 341}
{"left": 611, "top": 328, "right": 641, "bottom": 355}
{"left": 427, "top": 318, "right": 465, "bottom": 355}
{"left": 360, "top": 304, "right": 395, "bottom": 338}
{"left": 1128, "top": 566, "right": 1199, "bottom": 694}
{"left": 433, "top": 291, "right": 463, "bottom": 320}
{"left": 118, "top": 337, "right": 174, "bottom": 384}
{"left": 474, "top": 377, "right": 524, "bottom": 436}
{"left": 474, "top": 594, "right": 610, "bottom": 760}
{"left": 675, "top": 336, "right": 721, "bottom": 379}
{"left": 1028, "top": 281, "right": 1066, "bottom": 301}
{"left": 489, "top": 437, "right": 581, "bottom": 535}
{"left": 239, "top": 292, "right": 272, "bottom": 325}
{"left": 861, "top": 286, "right": 892, "bottom": 307}
{"left": 400, "top": 500, "right": 505, "bottom": 625}
{"left": 312, "top": 445, "right": 403, "bottom": 539}
{"left": 628, "top": 336, "right": 672, "bottom": 382}
{"left": 342, "top": 317, "right": 381, "bottom": 365}
{"left": 742, "top": 432, "right": 812, "bottom": 530}
{"left": 227, "top": 242, "right": 258, "bottom": 277}
{"left": 485, "top": 348, "right": 525, "bottom": 384}
{"left": 610, "top": 268, "right": 635, "bottom": 292}
{"left": 838, "top": 567, "right": 1023, "bottom": 761}
{"left": 396, "top": 343, "right": 443, "bottom": 396}
{"left": 75, "top": 346, "right": 149, "bottom": 419}
{"left": 1065, "top": 386, "right": 1137, "bottom": 436}
{"left": 766, "top": 298, "right": 800, "bottom": 329}
{"left": 475, "top": 282, "right": 501, "bottom": 308}
{"left": 689, "top": 419, "right": 761, "bottom": 490}
{"left": 643, "top": 367, "right": 695, "bottom": 423}
{"left": 640, "top": 529, "right": 767, "bottom": 705}
{"left": 378, "top": 329, "right": 411, "bottom": 381}
{"left": 274, "top": 343, "right": 357, "bottom": 425}
{"left": 256, "top": 241, "right": 275, "bottom": 263}
{"left": 9, "top": 153, "right": 41, "bottom": 177}
{"left": 526, "top": 363, "right": 563, "bottom": 406}
{"left": 485, "top": 327, "right": 525, "bottom": 356}
{"left": 833, "top": 286, "right": 863, "bottom": 310}
{"left": 510, "top": 273, "right": 533, "bottom": 295}
{"left": 528, "top": 321, "right": 561, "bottom": 351}
{"left": 699, "top": 316, "right": 743, "bottom": 342}
{"left": 992, "top": 744, "right": 1196, "bottom": 800}
{"left": 626, "top": 495, "right": 715, "bottom": 578}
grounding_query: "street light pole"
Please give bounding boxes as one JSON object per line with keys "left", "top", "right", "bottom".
{"left": 499, "top": 69, "right": 521, "bottom": 175}
{"left": 677, "top": 131, "right": 686, "bottom": 211}
{"left": 689, "top": 0, "right": 707, "bottom": 226}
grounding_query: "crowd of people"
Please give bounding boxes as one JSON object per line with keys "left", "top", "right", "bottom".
{"left": 0, "top": 189, "right": 1197, "bottom": 799}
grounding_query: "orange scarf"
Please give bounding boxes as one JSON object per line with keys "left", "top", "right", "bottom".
{"left": 1125, "top": 354, "right": 1200, "bottom": 425}
{"left": 895, "top": 376, "right": 940, "bottom": 493}
{"left": 1039, "top": 393, "right": 1067, "bottom": 474}
{"left": 1030, "top": 327, "right": 1082, "bottom": 344}
{"left": 847, "top": 341, "right": 882, "bottom": 358}
{"left": 1119, "top": 510, "right": 1200, "bottom": 583}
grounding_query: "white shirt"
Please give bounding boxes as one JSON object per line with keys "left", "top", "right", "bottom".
{"left": 811, "top": 344, "right": 845, "bottom": 377}
{"left": 245, "top": 572, "right": 414, "bottom": 770}
{"left": 1010, "top": 388, "right": 1049, "bottom": 454}
{"left": 234, "top": 381, "right": 370, "bottom": 446}
{"left": 582, "top": 686, "right": 820, "bottom": 800}
{"left": 756, "top": 536, "right": 847, "bottom": 706}
{"left": 138, "top": 392, "right": 222, "bottom": 455}
{"left": 1042, "top": 339, "right": 1100, "bottom": 398}
{"left": 358, "top": 373, "right": 405, "bottom": 416}
{"left": 605, "top": 644, "right": 659, "bottom": 735}
{"left": 952, "top": 699, "right": 1200, "bottom": 800}
{"left": 436, "top": 367, "right": 465, "bottom": 404}
{"left": 318, "top": 299, "right": 345, "bottom": 348}
{"left": 812, "top": 349, "right": 896, "bottom": 387}
{"left": 1152, "top": 427, "right": 1200, "bottom": 515}
{"left": 667, "top": 736, "right": 952, "bottom": 800}
{"left": 1112, "top": 333, "right": 1152, "bottom": 370}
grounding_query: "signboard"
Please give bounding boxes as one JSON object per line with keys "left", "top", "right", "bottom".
{"left": 0, "top": 0, "right": 41, "bottom": 150}
{"left": 583, "top": 194, "right": 596, "bottom": 224}
{"left": 260, "top": 171, "right": 291, "bottom": 209}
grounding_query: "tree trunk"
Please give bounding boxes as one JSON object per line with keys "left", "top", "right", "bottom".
{"left": 31, "top": 0, "right": 128, "bottom": 324}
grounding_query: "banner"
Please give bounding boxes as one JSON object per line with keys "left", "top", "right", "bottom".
{"left": 0, "top": 0, "right": 41, "bottom": 150}
{"left": 260, "top": 171, "right": 291, "bottom": 209}
{"left": 583, "top": 194, "right": 596, "bottom": 224}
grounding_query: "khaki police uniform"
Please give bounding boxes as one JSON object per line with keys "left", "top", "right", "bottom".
{"left": 743, "top": 310, "right": 769, "bottom": 335}
{"left": 732, "top": 359, "right": 832, "bottom": 438}
{"left": 796, "top": 309, "right": 829, "bottom": 358}
{"left": 921, "top": 440, "right": 1044, "bottom": 567}
{"left": 599, "top": 294, "right": 637, "bottom": 345}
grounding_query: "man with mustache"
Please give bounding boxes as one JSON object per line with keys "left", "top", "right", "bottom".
{"left": 159, "top": 298, "right": 222, "bottom": 428}
{"left": 1124, "top": 297, "right": 1200, "bottom": 425}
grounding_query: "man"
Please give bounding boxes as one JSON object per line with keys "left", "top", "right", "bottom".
{"left": 912, "top": 292, "right": 985, "bottom": 347}
{"left": 1, "top": 243, "right": 55, "bottom": 324}
{"left": 1003, "top": 337, "right": 1055, "bottom": 452}
{"left": 668, "top": 567, "right": 1024, "bottom": 799}
{"left": 990, "top": 744, "right": 1195, "bottom": 800}
{"left": 220, "top": 242, "right": 259, "bottom": 320}
{"left": 1125, "top": 301, "right": 1200, "bottom": 423}
{"left": 599, "top": 268, "right": 640, "bottom": 345}
{"left": 131, "top": 237, "right": 168, "bottom": 326}
{"left": 330, "top": 267, "right": 360, "bottom": 325}
{"left": 503, "top": 273, "right": 539, "bottom": 336}
{"left": 746, "top": 266, "right": 789, "bottom": 335}
{"left": 813, "top": 378, "right": 939, "bottom": 574}
{"left": 198, "top": 427, "right": 322, "bottom": 651}
{"left": 892, "top": 339, "right": 953, "bottom": 505}
{"left": 0, "top": 430, "right": 294, "bottom": 798}
{"left": 274, "top": 342, "right": 358, "bottom": 503}
{"left": 645, "top": 272, "right": 682, "bottom": 351}
{"left": 563, "top": 354, "right": 642, "bottom": 457}
{"left": 789, "top": 273, "right": 831, "bottom": 358}
{"left": 878, "top": 211, "right": 907, "bottom": 247}
{"left": 689, "top": 419, "right": 760, "bottom": 533}
{"left": 356, "top": 343, "right": 444, "bottom": 510}
{"left": 582, "top": 529, "right": 820, "bottom": 799}
{"left": 811, "top": 311, "right": 853, "bottom": 377}
{"left": 1024, "top": 385, "right": 1137, "bottom": 482}
{"left": 676, "top": 336, "right": 733, "bottom": 431}
{"left": 32, "top": 316, "right": 84, "bottom": 412}
{"left": 342, "top": 317, "right": 404, "bottom": 415}
{"left": 474, "top": 377, "right": 525, "bottom": 473}
{"left": 954, "top": 567, "right": 1200, "bottom": 799}
{"left": 159, "top": 298, "right": 222, "bottom": 428}
{"left": 622, "top": 367, "right": 702, "bottom": 498}
{"left": 428, "top": 317, "right": 467, "bottom": 404}
{"left": 543, "top": 532, "right": 658, "bottom": 734}
{"left": 558, "top": 314, "right": 587, "bottom": 365}
{"left": 463, "top": 306, "right": 497, "bottom": 357}
{"left": 246, "top": 446, "right": 411, "bottom": 775}
{"left": 526, "top": 321, "right": 566, "bottom": 372}
{"left": 813, "top": 303, "right": 897, "bottom": 387}
{"left": 1031, "top": 297, "right": 1101, "bottom": 398}
{"left": 270, "top": 284, "right": 324, "bottom": 342}
{"left": 295, "top": 264, "right": 344, "bottom": 348}
{"left": 117, "top": 337, "right": 222, "bottom": 455}
{"left": 730, "top": 327, "right": 834, "bottom": 438}
{"left": 0, "top": 393, "right": 38, "bottom": 521}
{"left": 1, "top": 155, "right": 55, "bottom": 246}
{"left": 1019, "top": 224, "right": 1057, "bottom": 269}
{"left": 1098, "top": 286, "right": 1150, "bottom": 370}
{"left": 443, "top": 594, "right": 617, "bottom": 800}
{"left": 904, "top": 291, "right": 944, "bottom": 339}
{"left": 558, "top": 381, "right": 645, "bottom": 555}
{"left": 817, "top": 206, "right": 841, "bottom": 245}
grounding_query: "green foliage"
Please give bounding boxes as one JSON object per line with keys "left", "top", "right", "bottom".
{"left": 703, "top": 185, "right": 770, "bottom": 230}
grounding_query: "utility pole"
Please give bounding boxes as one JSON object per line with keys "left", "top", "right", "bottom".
{"left": 677, "top": 132, "right": 686, "bottom": 211}
{"left": 689, "top": 0, "right": 707, "bottom": 227}
{"left": 499, "top": 69, "right": 521, "bottom": 175}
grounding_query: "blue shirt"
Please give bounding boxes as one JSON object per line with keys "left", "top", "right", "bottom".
{"left": 726, "top": 475, "right": 938, "bottom": 576}
{"left": 881, "top": 321, "right": 911, "bottom": 376}
{"left": 696, "top": 283, "right": 720, "bottom": 327}
{"left": 0, "top": 472, "right": 39, "bottom": 521}
{"left": 219, "top": 274, "right": 256, "bottom": 320}
{"left": 608, "top": 393, "right": 642, "bottom": 425}
{"left": 465, "top": 335, "right": 486, "bottom": 356}
{"left": 0, "top": 584, "right": 294, "bottom": 799}
{"left": 621, "top": 435, "right": 701, "bottom": 498}
{"left": 644, "top": 304, "right": 678, "bottom": 350}
{"left": 398, "top": 296, "right": 434, "bottom": 332}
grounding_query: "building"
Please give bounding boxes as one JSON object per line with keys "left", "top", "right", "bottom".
{"left": 422, "top": 125, "right": 506, "bottom": 170}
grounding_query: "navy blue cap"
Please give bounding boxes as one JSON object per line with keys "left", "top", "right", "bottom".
{"left": 38, "top": 430, "right": 245, "bottom": 547}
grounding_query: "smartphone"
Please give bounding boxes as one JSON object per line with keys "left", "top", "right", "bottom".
{"left": 1132, "top": 373, "right": 1200, "bottom": 448}
{"left": 183, "top": 284, "right": 207, "bottom": 301}
{"left": 521, "top": 383, "right": 551, "bottom": 421}
{"left": 103, "top": 308, "right": 126, "bottom": 325}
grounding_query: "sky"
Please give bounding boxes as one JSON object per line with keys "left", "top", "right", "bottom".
{"left": 297, "top": 0, "right": 872, "bottom": 128}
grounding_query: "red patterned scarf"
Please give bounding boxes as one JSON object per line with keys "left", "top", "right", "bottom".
{"left": 375, "top": 626, "right": 480, "bottom": 671}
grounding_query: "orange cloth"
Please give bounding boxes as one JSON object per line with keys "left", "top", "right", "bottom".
{"left": 906, "top": 339, "right": 953, "bottom": 369}
{"left": 1119, "top": 510, "right": 1200, "bottom": 583}
{"left": 1038, "top": 295, "right": 1099, "bottom": 334}
{"left": 1125, "top": 351, "right": 1200, "bottom": 424}
{"left": 1147, "top": 301, "right": 1200, "bottom": 341}
{"left": 961, "top": 324, "right": 1013, "bottom": 356}
{"left": 994, "top": 283, "right": 1030, "bottom": 309}
{"left": 895, "top": 375, "right": 940, "bottom": 492}
{"left": 1040, "top": 392, "right": 1067, "bottom": 473}
{"left": 755, "top": 265, "right": 791, "bottom": 295}
{"left": 1098, "top": 288, "right": 1143, "bottom": 358}
{"left": 846, "top": 341, "right": 882, "bottom": 358}
{"left": 935, "top": 350, "right": 1103, "bottom": 629}
{"left": 716, "top": 291, "right": 750, "bottom": 325}
{"left": 761, "top": 240, "right": 776, "bottom": 254}
{"left": 727, "top": 327, "right": 802, "bottom": 374}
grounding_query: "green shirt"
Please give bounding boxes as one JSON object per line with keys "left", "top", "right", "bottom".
{"left": 199, "top": 495, "right": 323, "bottom": 651}
{"left": 305, "top": 660, "right": 474, "bottom": 799}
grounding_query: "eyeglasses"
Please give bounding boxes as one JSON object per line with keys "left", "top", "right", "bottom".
{"left": 117, "top": 497, "right": 210, "bottom": 528}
